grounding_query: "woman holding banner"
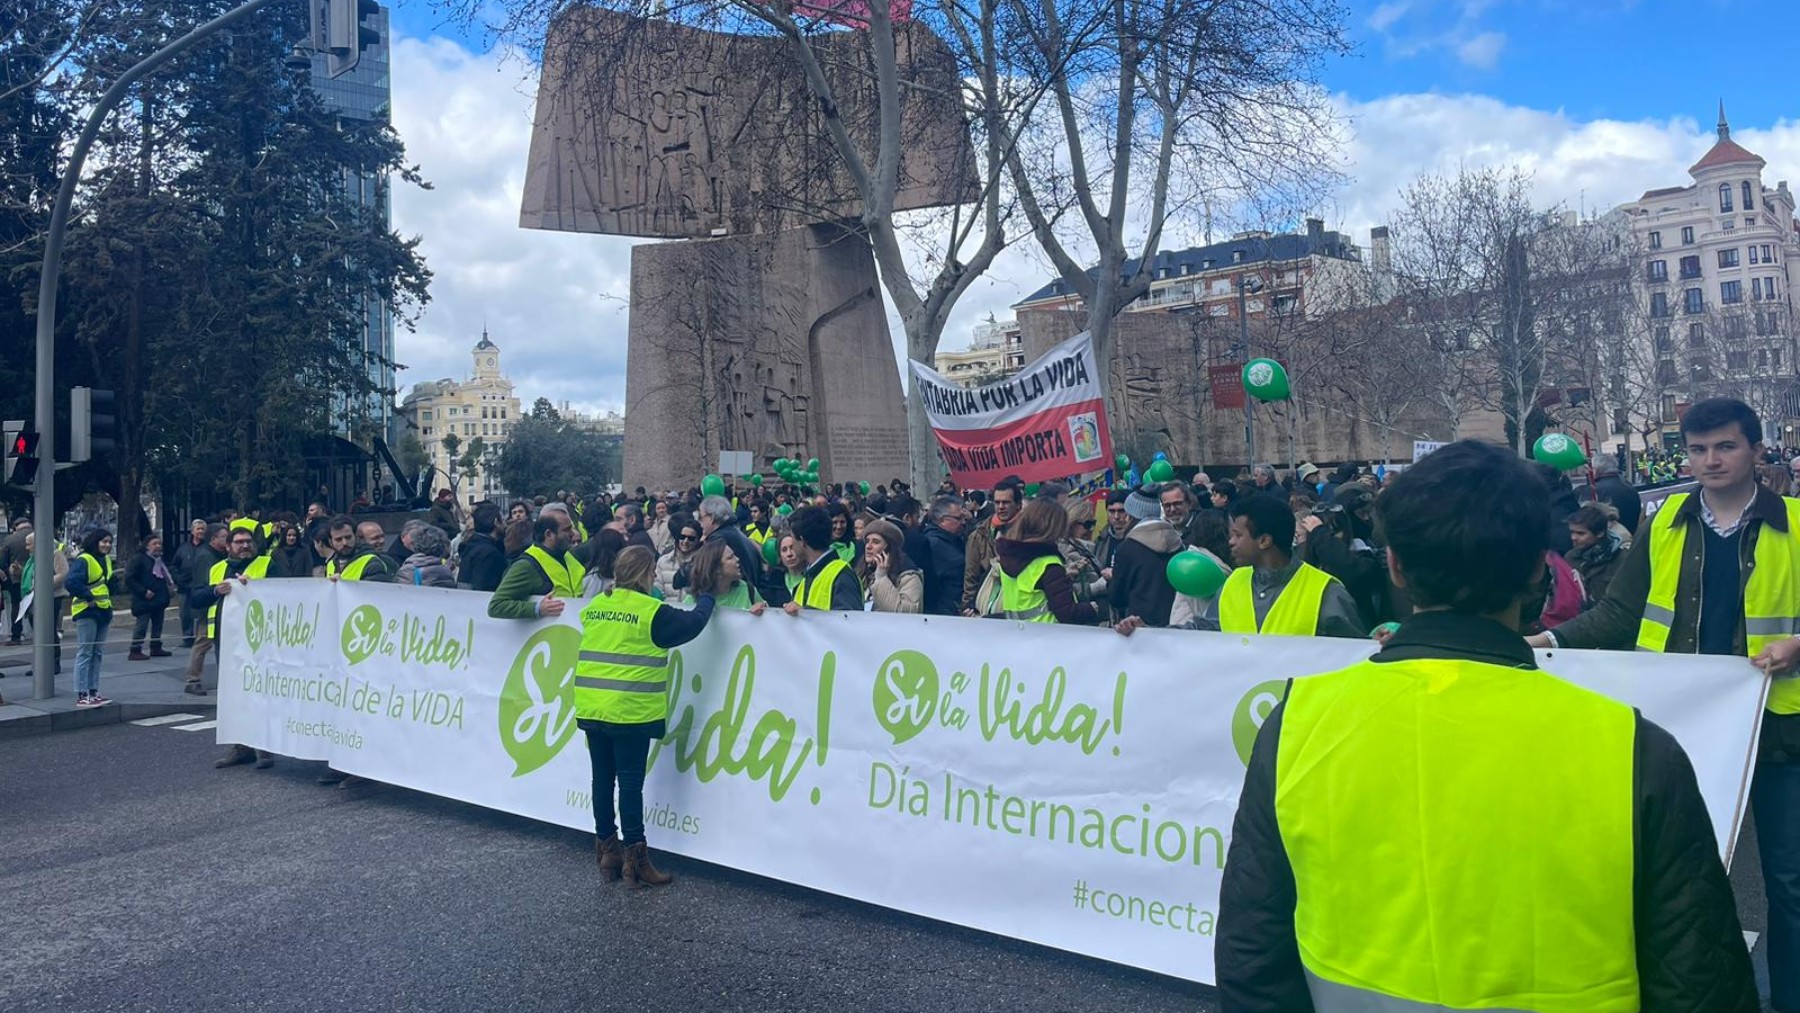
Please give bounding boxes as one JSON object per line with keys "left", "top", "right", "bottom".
{"left": 687, "top": 541, "right": 764, "bottom": 613}
{"left": 995, "top": 500, "right": 1099, "bottom": 626}
{"left": 578, "top": 545, "right": 717, "bottom": 888}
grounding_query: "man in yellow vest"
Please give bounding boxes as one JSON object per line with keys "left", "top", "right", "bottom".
{"left": 487, "top": 510, "right": 585, "bottom": 620}
{"left": 781, "top": 505, "right": 861, "bottom": 613}
{"left": 1219, "top": 439, "right": 1756, "bottom": 1011}
{"left": 1194, "top": 494, "right": 1364, "bottom": 637}
{"left": 324, "top": 516, "right": 396, "bottom": 582}
{"left": 1533, "top": 396, "right": 1799, "bottom": 1010}
{"left": 195, "top": 527, "right": 275, "bottom": 769}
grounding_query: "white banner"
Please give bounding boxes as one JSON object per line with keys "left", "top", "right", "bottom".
{"left": 218, "top": 582, "right": 1767, "bottom": 985}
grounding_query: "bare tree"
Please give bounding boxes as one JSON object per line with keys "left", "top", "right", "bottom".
{"left": 1003, "top": 0, "right": 1346, "bottom": 375}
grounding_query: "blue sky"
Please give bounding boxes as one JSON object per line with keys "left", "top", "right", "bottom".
{"left": 382, "top": 0, "right": 1800, "bottom": 412}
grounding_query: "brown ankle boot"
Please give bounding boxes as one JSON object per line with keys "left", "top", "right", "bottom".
{"left": 595, "top": 834, "right": 623, "bottom": 882}
{"left": 622, "top": 842, "right": 674, "bottom": 888}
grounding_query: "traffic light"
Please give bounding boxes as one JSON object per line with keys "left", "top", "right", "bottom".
{"left": 6, "top": 427, "right": 39, "bottom": 488}
{"left": 70, "top": 386, "right": 117, "bottom": 463}
{"left": 325, "top": 0, "right": 382, "bottom": 79}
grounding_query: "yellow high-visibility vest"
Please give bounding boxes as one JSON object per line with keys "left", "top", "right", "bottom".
{"left": 71, "top": 553, "right": 113, "bottom": 617}
{"left": 1218, "top": 561, "right": 1336, "bottom": 635}
{"left": 207, "top": 556, "right": 270, "bottom": 638}
{"left": 524, "top": 545, "right": 586, "bottom": 598}
{"left": 800, "top": 557, "right": 850, "bottom": 611}
{"left": 1000, "top": 556, "right": 1057, "bottom": 623}
{"left": 1276, "top": 655, "right": 1639, "bottom": 1012}
{"left": 1638, "top": 491, "right": 1800, "bottom": 714}
{"left": 574, "top": 588, "right": 669, "bottom": 724}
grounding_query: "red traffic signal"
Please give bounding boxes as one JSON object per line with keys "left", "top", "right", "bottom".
{"left": 10, "top": 432, "right": 32, "bottom": 457}
{"left": 6, "top": 429, "right": 39, "bottom": 487}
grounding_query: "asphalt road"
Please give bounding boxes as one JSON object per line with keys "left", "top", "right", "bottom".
{"left": 0, "top": 723, "right": 1775, "bottom": 1012}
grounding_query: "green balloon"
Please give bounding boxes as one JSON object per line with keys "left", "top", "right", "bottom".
{"left": 750, "top": 473, "right": 763, "bottom": 487}
{"left": 1242, "top": 358, "right": 1291, "bottom": 402}
{"left": 859, "top": 480, "right": 871, "bottom": 495}
{"left": 806, "top": 457, "right": 821, "bottom": 471}
{"left": 1024, "top": 482, "right": 1041, "bottom": 497}
{"left": 1114, "top": 453, "right": 1131, "bottom": 473}
{"left": 1145, "top": 459, "right": 1175, "bottom": 483}
{"left": 776, "top": 503, "right": 793, "bottom": 516}
{"left": 1532, "top": 432, "right": 1587, "bottom": 471}
{"left": 701, "top": 473, "right": 726, "bottom": 497}
{"left": 1167, "top": 551, "right": 1228, "bottom": 599}
{"left": 761, "top": 535, "right": 781, "bottom": 566}
{"left": 1113, "top": 480, "right": 1129, "bottom": 491}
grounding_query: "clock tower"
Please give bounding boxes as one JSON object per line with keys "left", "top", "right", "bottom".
{"left": 473, "top": 328, "right": 501, "bottom": 378}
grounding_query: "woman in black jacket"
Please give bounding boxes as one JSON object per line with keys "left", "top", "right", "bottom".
{"left": 125, "top": 534, "right": 174, "bottom": 660}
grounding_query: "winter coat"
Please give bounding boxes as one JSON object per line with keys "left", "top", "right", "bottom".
{"left": 457, "top": 531, "right": 508, "bottom": 593}
{"left": 962, "top": 518, "right": 1003, "bottom": 613}
{"left": 1566, "top": 534, "right": 1625, "bottom": 607}
{"left": 1595, "top": 473, "right": 1643, "bottom": 534}
{"left": 428, "top": 499, "right": 458, "bottom": 538}
{"left": 915, "top": 523, "right": 968, "bottom": 616}
{"left": 866, "top": 566, "right": 925, "bottom": 614}
{"left": 656, "top": 547, "right": 697, "bottom": 602}
{"left": 398, "top": 552, "right": 457, "bottom": 588}
{"left": 125, "top": 552, "right": 174, "bottom": 615}
{"left": 996, "top": 538, "right": 1099, "bottom": 625}
{"left": 268, "top": 544, "right": 317, "bottom": 579}
{"left": 1107, "top": 519, "right": 1182, "bottom": 627}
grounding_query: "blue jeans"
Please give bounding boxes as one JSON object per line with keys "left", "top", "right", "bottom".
{"left": 74, "top": 611, "right": 110, "bottom": 695}
{"left": 583, "top": 724, "right": 653, "bottom": 845}
{"left": 1754, "top": 758, "right": 1800, "bottom": 1012}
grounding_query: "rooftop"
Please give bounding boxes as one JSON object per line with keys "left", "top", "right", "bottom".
{"left": 1689, "top": 104, "right": 1766, "bottom": 176}
{"left": 1014, "top": 222, "right": 1359, "bottom": 307}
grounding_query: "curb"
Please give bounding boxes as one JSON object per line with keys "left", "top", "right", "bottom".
{"left": 0, "top": 699, "right": 218, "bottom": 739}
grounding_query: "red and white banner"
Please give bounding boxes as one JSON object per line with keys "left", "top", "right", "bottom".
{"left": 911, "top": 332, "right": 1112, "bottom": 488}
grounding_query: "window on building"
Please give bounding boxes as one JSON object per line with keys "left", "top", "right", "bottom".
{"left": 501, "top": 409, "right": 507, "bottom": 420}
{"left": 420, "top": 409, "right": 432, "bottom": 421}
{"left": 1754, "top": 278, "right": 1764, "bottom": 300}
{"left": 1720, "top": 184, "right": 1734, "bottom": 212}
{"left": 422, "top": 427, "right": 432, "bottom": 437}
{"left": 1649, "top": 231, "right": 1662, "bottom": 250}
{"left": 1661, "top": 393, "right": 1678, "bottom": 422}
{"left": 1648, "top": 260, "right": 1667, "bottom": 281}
{"left": 1729, "top": 350, "right": 1750, "bottom": 371}
{"left": 1756, "top": 311, "right": 1771, "bottom": 335}
{"left": 1650, "top": 292, "right": 1669, "bottom": 318}
{"left": 1613, "top": 408, "right": 1630, "bottom": 433}
{"left": 1689, "top": 322, "right": 1706, "bottom": 347}
{"left": 1684, "top": 288, "right": 1705, "bottom": 314}
{"left": 1657, "top": 361, "right": 1678, "bottom": 386}
{"left": 1777, "top": 348, "right": 1785, "bottom": 369}
{"left": 1763, "top": 244, "right": 1775, "bottom": 263}
{"left": 1679, "top": 255, "right": 1701, "bottom": 279}
{"left": 1723, "top": 219, "right": 1735, "bottom": 232}
{"left": 1757, "top": 348, "right": 1769, "bottom": 368}
{"left": 1726, "top": 314, "right": 1747, "bottom": 338}
{"left": 1745, "top": 217, "right": 1756, "bottom": 228}
{"left": 464, "top": 422, "right": 473, "bottom": 435}
{"left": 1721, "top": 280, "right": 1743, "bottom": 304}
{"left": 1751, "top": 246, "right": 1761, "bottom": 265}
{"left": 1653, "top": 325, "right": 1671, "bottom": 352}
{"left": 1272, "top": 294, "right": 1299, "bottom": 315}
{"left": 1744, "top": 181, "right": 1755, "bottom": 210}
{"left": 1719, "top": 248, "right": 1740, "bottom": 268}
{"left": 1692, "top": 359, "right": 1712, "bottom": 382}
{"left": 1681, "top": 226, "right": 1695, "bottom": 245}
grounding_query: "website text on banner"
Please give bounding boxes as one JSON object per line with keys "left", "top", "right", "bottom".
{"left": 217, "top": 581, "right": 1767, "bottom": 986}
{"left": 910, "top": 332, "right": 1112, "bottom": 488}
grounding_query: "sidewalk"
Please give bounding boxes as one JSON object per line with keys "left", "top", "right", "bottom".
{"left": 0, "top": 628, "right": 217, "bottom": 737}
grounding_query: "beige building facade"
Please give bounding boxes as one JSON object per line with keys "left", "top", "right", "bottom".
{"left": 398, "top": 332, "right": 522, "bottom": 508}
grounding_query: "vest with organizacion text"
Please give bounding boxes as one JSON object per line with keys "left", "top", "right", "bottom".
{"left": 1276, "top": 656, "right": 1639, "bottom": 1012}
{"left": 573, "top": 588, "right": 669, "bottom": 725}
{"left": 1637, "top": 491, "right": 1800, "bottom": 714}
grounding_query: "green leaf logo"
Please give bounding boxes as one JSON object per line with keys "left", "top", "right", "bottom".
{"left": 497, "top": 625, "right": 581, "bottom": 777}
{"left": 243, "top": 599, "right": 265, "bottom": 653}
{"left": 872, "top": 649, "right": 938, "bottom": 745}
{"left": 340, "top": 604, "right": 382, "bottom": 665}
{"left": 1231, "top": 679, "right": 1288, "bottom": 766}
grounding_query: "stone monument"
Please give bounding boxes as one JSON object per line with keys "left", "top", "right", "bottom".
{"left": 520, "top": 8, "right": 976, "bottom": 490}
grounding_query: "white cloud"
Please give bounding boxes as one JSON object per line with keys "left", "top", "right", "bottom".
{"left": 388, "top": 34, "right": 636, "bottom": 416}
{"left": 1367, "top": 1, "right": 1411, "bottom": 32}
{"left": 387, "top": 31, "right": 1800, "bottom": 398}
{"left": 1454, "top": 30, "right": 1505, "bottom": 70}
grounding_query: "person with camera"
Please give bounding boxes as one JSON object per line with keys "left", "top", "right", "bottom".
{"left": 1296, "top": 483, "right": 1393, "bottom": 626}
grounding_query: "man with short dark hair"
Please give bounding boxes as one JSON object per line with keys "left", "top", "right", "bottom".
{"left": 170, "top": 518, "right": 209, "bottom": 647}
{"left": 1159, "top": 481, "right": 1207, "bottom": 548}
{"left": 488, "top": 510, "right": 584, "bottom": 619}
{"left": 616, "top": 502, "right": 655, "bottom": 554}
{"left": 1094, "top": 489, "right": 1135, "bottom": 574}
{"left": 783, "top": 505, "right": 862, "bottom": 612}
{"left": 184, "top": 526, "right": 266, "bottom": 697}
{"left": 459, "top": 502, "right": 508, "bottom": 593}
{"left": 1537, "top": 397, "right": 1800, "bottom": 1009}
{"left": 962, "top": 477, "right": 1023, "bottom": 615}
{"left": 1184, "top": 495, "right": 1362, "bottom": 638}
{"left": 0, "top": 516, "right": 30, "bottom": 644}
{"left": 327, "top": 517, "right": 396, "bottom": 582}
{"left": 1218, "top": 439, "right": 1756, "bottom": 1011}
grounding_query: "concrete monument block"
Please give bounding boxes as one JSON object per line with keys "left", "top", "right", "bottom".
{"left": 622, "top": 224, "right": 910, "bottom": 492}
{"left": 521, "top": 7, "right": 977, "bottom": 240}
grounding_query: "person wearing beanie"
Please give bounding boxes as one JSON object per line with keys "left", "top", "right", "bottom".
{"left": 1107, "top": 485, "right": 1183, "bottom": 627}
{"left": 860, "top": 518, "right": 923, "bottom": 613}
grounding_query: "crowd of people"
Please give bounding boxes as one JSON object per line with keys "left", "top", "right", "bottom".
{"left": 2, "top": 397, "right": 1797, "bottom": 1008}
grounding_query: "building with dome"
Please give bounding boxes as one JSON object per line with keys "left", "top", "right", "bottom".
{"left": 397, "top": 331, "right": 522, "bottom": 508}
{"left": 1620, "top": 104, "right": 1800, "bottom": 446}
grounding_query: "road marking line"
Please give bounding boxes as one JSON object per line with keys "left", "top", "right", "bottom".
{"left": 172, "top": 719, "right": 218, "bottom": 732}
{"left": 129, "top": 713, "right": 206, "bottom": 727}
{"left": 1745, "top": 930, "right": 1759, "bottom": 951}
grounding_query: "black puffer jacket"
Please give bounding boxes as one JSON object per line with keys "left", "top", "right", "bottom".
{"left": 1216, "top": 612, "right": 1758, "bottom": 1013}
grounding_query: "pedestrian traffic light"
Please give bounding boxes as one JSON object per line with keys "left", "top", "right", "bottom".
{"left": 6, "top": 428, "right": 39, "bottom": 488}
{"left": 324, "top": 0, "right": 382, "bottom": 79}
{"left": 70, "top": 386, "right": 117, "bottom": 463}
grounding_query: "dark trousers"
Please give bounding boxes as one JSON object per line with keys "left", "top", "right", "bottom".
{"left": 583, "top": 725, "right": 653, "bottom": 845}
{"left": 177, "top": 593, "right": 198, "bottom": 642}
{"left": 3, "top": 580, "right": 20, "bottom": 640}
{"left": 130, "top": 609, "right": 165, "bottom": 651}
{"left": 1754, "top": 759, "right": 1800, "bottom": 1012}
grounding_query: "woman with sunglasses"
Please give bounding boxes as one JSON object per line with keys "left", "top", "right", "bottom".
{"left": 655, "top": 514, "right": 703, "bottom": 601}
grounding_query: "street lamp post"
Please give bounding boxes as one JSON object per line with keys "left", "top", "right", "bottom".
{"left": 1236, "top": 275, "right": 1264, "bottom": 471}
{"left": 29, "top": 0, "right": 285, "bottom": 698}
